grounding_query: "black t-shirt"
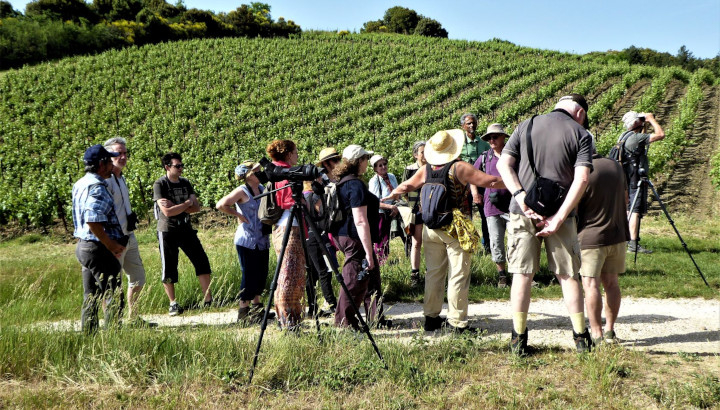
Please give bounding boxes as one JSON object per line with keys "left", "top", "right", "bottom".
{"left": 153, "top": 176, "right": 195, "bottom": 232}
{"left": 336, "top": 178, "right": 379, "bottom": 241}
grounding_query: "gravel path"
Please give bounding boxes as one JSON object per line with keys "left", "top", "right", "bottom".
{"left": 41, "top": 297, "right": 719, "bottom": 354}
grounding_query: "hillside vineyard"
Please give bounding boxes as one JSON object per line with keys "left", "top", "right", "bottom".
{"left": 0, "top": 33, "right": 716, "bottom": 227}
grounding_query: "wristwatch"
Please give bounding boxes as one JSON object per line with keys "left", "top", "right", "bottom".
{"left": 513, "top": 189, "right": 525, "bottom": 197}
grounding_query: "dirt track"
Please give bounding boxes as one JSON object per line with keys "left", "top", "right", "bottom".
{"left": 41, "top": 297, "right": 719, "bottom": 354}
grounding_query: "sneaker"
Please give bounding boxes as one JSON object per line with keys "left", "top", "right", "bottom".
{"left": 168, "top": 302, "right": 182, "bottom": 316}
{"left": 603, "top": 330, "right": 618, "bottom": 344}
{"left": 573, "top": 329, "right": 593, "bottom": 353}
{"left": 423, "top": 315, "right": 448, "bottom": 331}
{"left": 410, "top": 271, "right": 423, "bottom": 290}
{"left": 127, "top": 317, "right": 158, "bottom": 328}
{"left": 510, "top": 328, "right": 529, "bottom": 356}
{"left": 627, "top": 242, "right": 653, "bottom": 254}
{"left": 498, "top": 276, "right": 508, "bottom": 289}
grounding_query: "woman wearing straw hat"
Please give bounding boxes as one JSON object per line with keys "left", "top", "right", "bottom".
{"left": 383, "top": 130, "right": 504, "bottom": 333}
{"left": 216, "top": 161, "right": 273, "bottom": 324}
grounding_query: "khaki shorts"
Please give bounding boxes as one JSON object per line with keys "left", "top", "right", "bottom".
{"left": 579, "top": 242, "right": 626, "bottom": 277}
{"left": 507, "top": 213, "right": 580, "bottom": 277}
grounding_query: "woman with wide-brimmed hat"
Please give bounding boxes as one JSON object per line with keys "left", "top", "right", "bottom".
{"left": 368, "top": 153, "right": 399, "bottom": 265}
{"left": 383, "top": 129, "right": 504, "bottom": 333}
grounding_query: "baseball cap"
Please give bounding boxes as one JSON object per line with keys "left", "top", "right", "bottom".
{"left": 369, "top": 154, "right": 385, "bottom": 167}
{"left": 342, "top": 145, "right": 373, "bottom": 161}
{"left": 622, "top": 111, "right": 645, "bottom": 130}
{"left": 559, "top": 93, "right": 590, "bottom": 128}
{"left": 234, "top": 160, "right": 258, "bottom": 179}
{"left": 83, "top": 144, "right": 119, "bottom": 165}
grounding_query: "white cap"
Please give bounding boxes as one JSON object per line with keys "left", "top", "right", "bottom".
{"left": 622, "top": 111, "right": 643, "bottom": 130}
{"left": 369, "top": 154, "right": 384, "bottom": 167}
{"left": 342, "top": 145, "right": 373, "bottom": 161}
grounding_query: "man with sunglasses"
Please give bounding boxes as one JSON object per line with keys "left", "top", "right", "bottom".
{"left": 153, "top": 152, "right": 213, "bottom": 316}
{"left": 72, "top": 144, "right": 127, "bottom": 334}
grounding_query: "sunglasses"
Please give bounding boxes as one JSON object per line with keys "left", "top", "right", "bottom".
{"left": 170, "top": 164, "right": 185, "bottom": 169}
{"left": 489, "top": 135, "right": 504, "bottom": 140}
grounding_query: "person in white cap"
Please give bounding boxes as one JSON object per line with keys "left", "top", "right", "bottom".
{"left": 619, "top": 111, "right": 665, "bottom": 254}
{"left": 383, "top": 130, "right": 503, "bottom": 333}
{"left": 331, "top": 145, "right": 391, "bottom": 330}
{"left": 216, "top": 161, "right": 273, "bottom": 324}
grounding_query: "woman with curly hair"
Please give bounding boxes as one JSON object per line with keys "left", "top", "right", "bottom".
{"left": 266, "top": 139, "right": 305, "bottom": 330}
{"left": 331, "top": 145, "right": 390, "bottom": 330}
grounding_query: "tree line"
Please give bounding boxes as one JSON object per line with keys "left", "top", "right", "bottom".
{"left": 0, "top": 0, "right": 301, "bottom": 69}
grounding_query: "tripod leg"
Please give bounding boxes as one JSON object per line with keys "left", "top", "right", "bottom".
{"left": 294, "top": 205, "right": 322, "bottom": 336}
{"left": 628, "top": 180, "right": 644, "bottom": 263}
{"left": 301, "top": 210, "right": 387, "bottom": 368}
{"left": 248, "top": 212, "right": 295, "bottom": 384}
{"left": 646, "top": 180, "right": 710, "bottom": 288}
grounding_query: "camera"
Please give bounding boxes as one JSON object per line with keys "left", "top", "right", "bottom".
{"left": 126, "top": 211, "right": 138, "bottom": 232}
{"left": 357, "top": 259, "right": 370, "bottom": 281}
{"left": 255, "top": 157, "right": 326, "bottom": 184}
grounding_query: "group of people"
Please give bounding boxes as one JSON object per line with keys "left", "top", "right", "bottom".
{"left": 72, "top": 93, "right": 662, "bottom": 354}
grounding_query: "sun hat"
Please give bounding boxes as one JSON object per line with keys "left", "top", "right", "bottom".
{"left": 480, "top": 123, "right": 510, "bottom": 141}
{"left": 622, "top": 111, "right": 645, "bottom": 130}
{"left": 424, "top": 129, "right": 465, "bottom": 165}
{"left": 369, "top": 154, "right": 385, "bottom": 168}
{"left": 342, "top": 145, "right": 373, "bottom": 161}
{"left": 315, "top": 147, "right": 340, "bottom": 166}
{"left": 234, "top": 160, "right": 258, "bottom": 179}
{"left": 83, "top": 144, "right": 119, "bottom": 165}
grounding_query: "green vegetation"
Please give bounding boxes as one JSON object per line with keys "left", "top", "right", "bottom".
{"left": 361, "top": 6, "right": 448, "bottom": 38}
{"left": 1, "top": 33, "right": 716, "bottom": 229}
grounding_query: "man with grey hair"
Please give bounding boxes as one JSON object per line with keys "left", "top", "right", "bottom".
{"left": 103, "top": 137, "right": 154, "bottom": 327}
{"left": 497, "top": 94, "right": 594, "bottom": 354}
{"left": 618, "top": 111, "right": 665, "bottom": 254}
{"left": 459, "top": 113, "right": 491, "bottom": 254}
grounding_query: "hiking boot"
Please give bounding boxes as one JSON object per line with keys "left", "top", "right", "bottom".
{"left": 237, "top": 306, "right": 251, "bottom": 323}
{"left": 627, "top": 241, "right": 653, "bottom": 254}
{"left": 603, "top": 330, "right": 618, "bottom": 344}
{"left": 203, "top": 298, "right": 213, "bottom": 308}
{"left": 510, "top": 328, "right": 529, "bottom": 356}
{"left": 573, "top": 329, "right": 594, "bottom": 353}
{"left": 498, "top": 276, "right": 508, "bottom": 289}
{"left": 423, "top": 315, "right": 448, "bottom": 331}
{"left": 168, "top": 302, "right": 182, "bottom": 316}
{"left": 449, "top": 324, "right": 480, "bottom": 335}
{"left": 127, "top": 317, "right": 158, "bottom": 329}
{"left": 376, "top": 317, "right": 394, "bottom": 329}
{"left": 251, "top": 303, "right": 275, "bottom": 322}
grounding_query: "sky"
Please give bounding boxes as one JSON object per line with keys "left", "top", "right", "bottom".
{"left": 8, "top": 0, "right": 720, "bottom": 58}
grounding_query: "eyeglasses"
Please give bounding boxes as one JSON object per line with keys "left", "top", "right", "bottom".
{"left": 170, "top": 164, "right": 185, "bottom": 169}
{"left": 489, "top": 135, "right": 504, "bottom": 140}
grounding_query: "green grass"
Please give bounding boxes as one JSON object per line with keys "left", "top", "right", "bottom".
{"left": 0, "top": 214, "right": 718, "bottom": 407}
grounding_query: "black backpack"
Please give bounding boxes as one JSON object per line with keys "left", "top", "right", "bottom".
{"left": 419, "top": 161, "right": 457, "bottom": 229}
{"left": 607, "top": 131, "right": 640, "bottom": 185}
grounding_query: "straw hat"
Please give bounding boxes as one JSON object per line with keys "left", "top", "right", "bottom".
{"left": 315, "top": 147, "right": 340, "bottom": 166}
{"left": 424, "top": 129, "right": 464, "bottom": 165}
{"left": 480, "top": 123, "right": 510, "bottom": 141}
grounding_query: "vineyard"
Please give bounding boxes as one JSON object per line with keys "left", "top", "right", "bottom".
{"left": 0, "top": 32, "right": 718, "bottom": 228}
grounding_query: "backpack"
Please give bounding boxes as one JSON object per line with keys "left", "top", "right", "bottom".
{"left": 258, "top": 181, "right": 283, "bottom": 225}
{"left": 419, "top": 161, "right": 457, "bottom": 229}
{"left": 607, "top": 131, "right": 640, "bottom": 184}
{"left": 478, "top": 149, "right": 493, "bottom": 173}
{"left": 323, "top": 175, "right": 357, "bottom": 235}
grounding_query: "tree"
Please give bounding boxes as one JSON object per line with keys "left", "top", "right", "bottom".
{"left": 360, "top": 19, "right": 387, "bottom": 33}
{"left": 25, "top": 0, "right": 99, "bottom": 23}
{"left": 0, "top": 0, "right": 21, "bottom": 17}
{"left": 414, "top": 17, "right": 447, "bottom": 38}
{"left": 382, "top": 6, "right": 418, "bottom": 34}
{"left": 677, "top": 45, "right": 697, "bottom": 70}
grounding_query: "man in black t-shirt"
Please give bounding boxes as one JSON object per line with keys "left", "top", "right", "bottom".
{"left": 153, "top": 152, "right": 212, "bottom": 316}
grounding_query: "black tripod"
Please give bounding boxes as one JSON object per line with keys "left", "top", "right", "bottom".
{"left": 248, "top": 181, "right": 387, "bottom": 383}
{"left": 628, "top": 169, "right": 710, "bottom": 287}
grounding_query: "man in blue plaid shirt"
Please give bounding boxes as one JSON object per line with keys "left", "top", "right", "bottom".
{"left": 72, "top": 144, "right": 128, "bottom": 334}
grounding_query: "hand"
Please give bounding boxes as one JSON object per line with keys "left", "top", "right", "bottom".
{"left": 108, "top": 241, "right": 126, "bottom": 258}
{"left": 381, "top": 192, "right": 400, "bottom": 202}
{"left": 472, "top": 192, "right": 482, "bottom": 204}
{"left": 158, "top": 198, "right": 172, "bottom": 208}
{"left": 517, "top": 193, "right": 544, "bottom": 221}
{"left": 535, "top": 214, "right": 563, "bottom": 237}
{"left": 643, "top": 113, "right": 654, "bottom": 121}
{"left": 365, "top": 256, "right": 375, "bottom": 271}
{"left": 237, "top": 215, "right": 249, "bottom": 224}
{"left": 389, "top": 205, "right": 399, "bottom": 217}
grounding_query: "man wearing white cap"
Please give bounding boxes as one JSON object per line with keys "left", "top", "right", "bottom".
{"left": 383, "top": 130, "right": 503, "bottom": 333}
{"left": 619, "top": 111, "right": 665, "bottom": 254}
{"left": 496, "top": 94, "right": 594, "bottom": 354}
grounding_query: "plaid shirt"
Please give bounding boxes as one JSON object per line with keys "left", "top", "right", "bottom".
{"left": 72, "top": 173, "right": 123, "bottom": 241}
